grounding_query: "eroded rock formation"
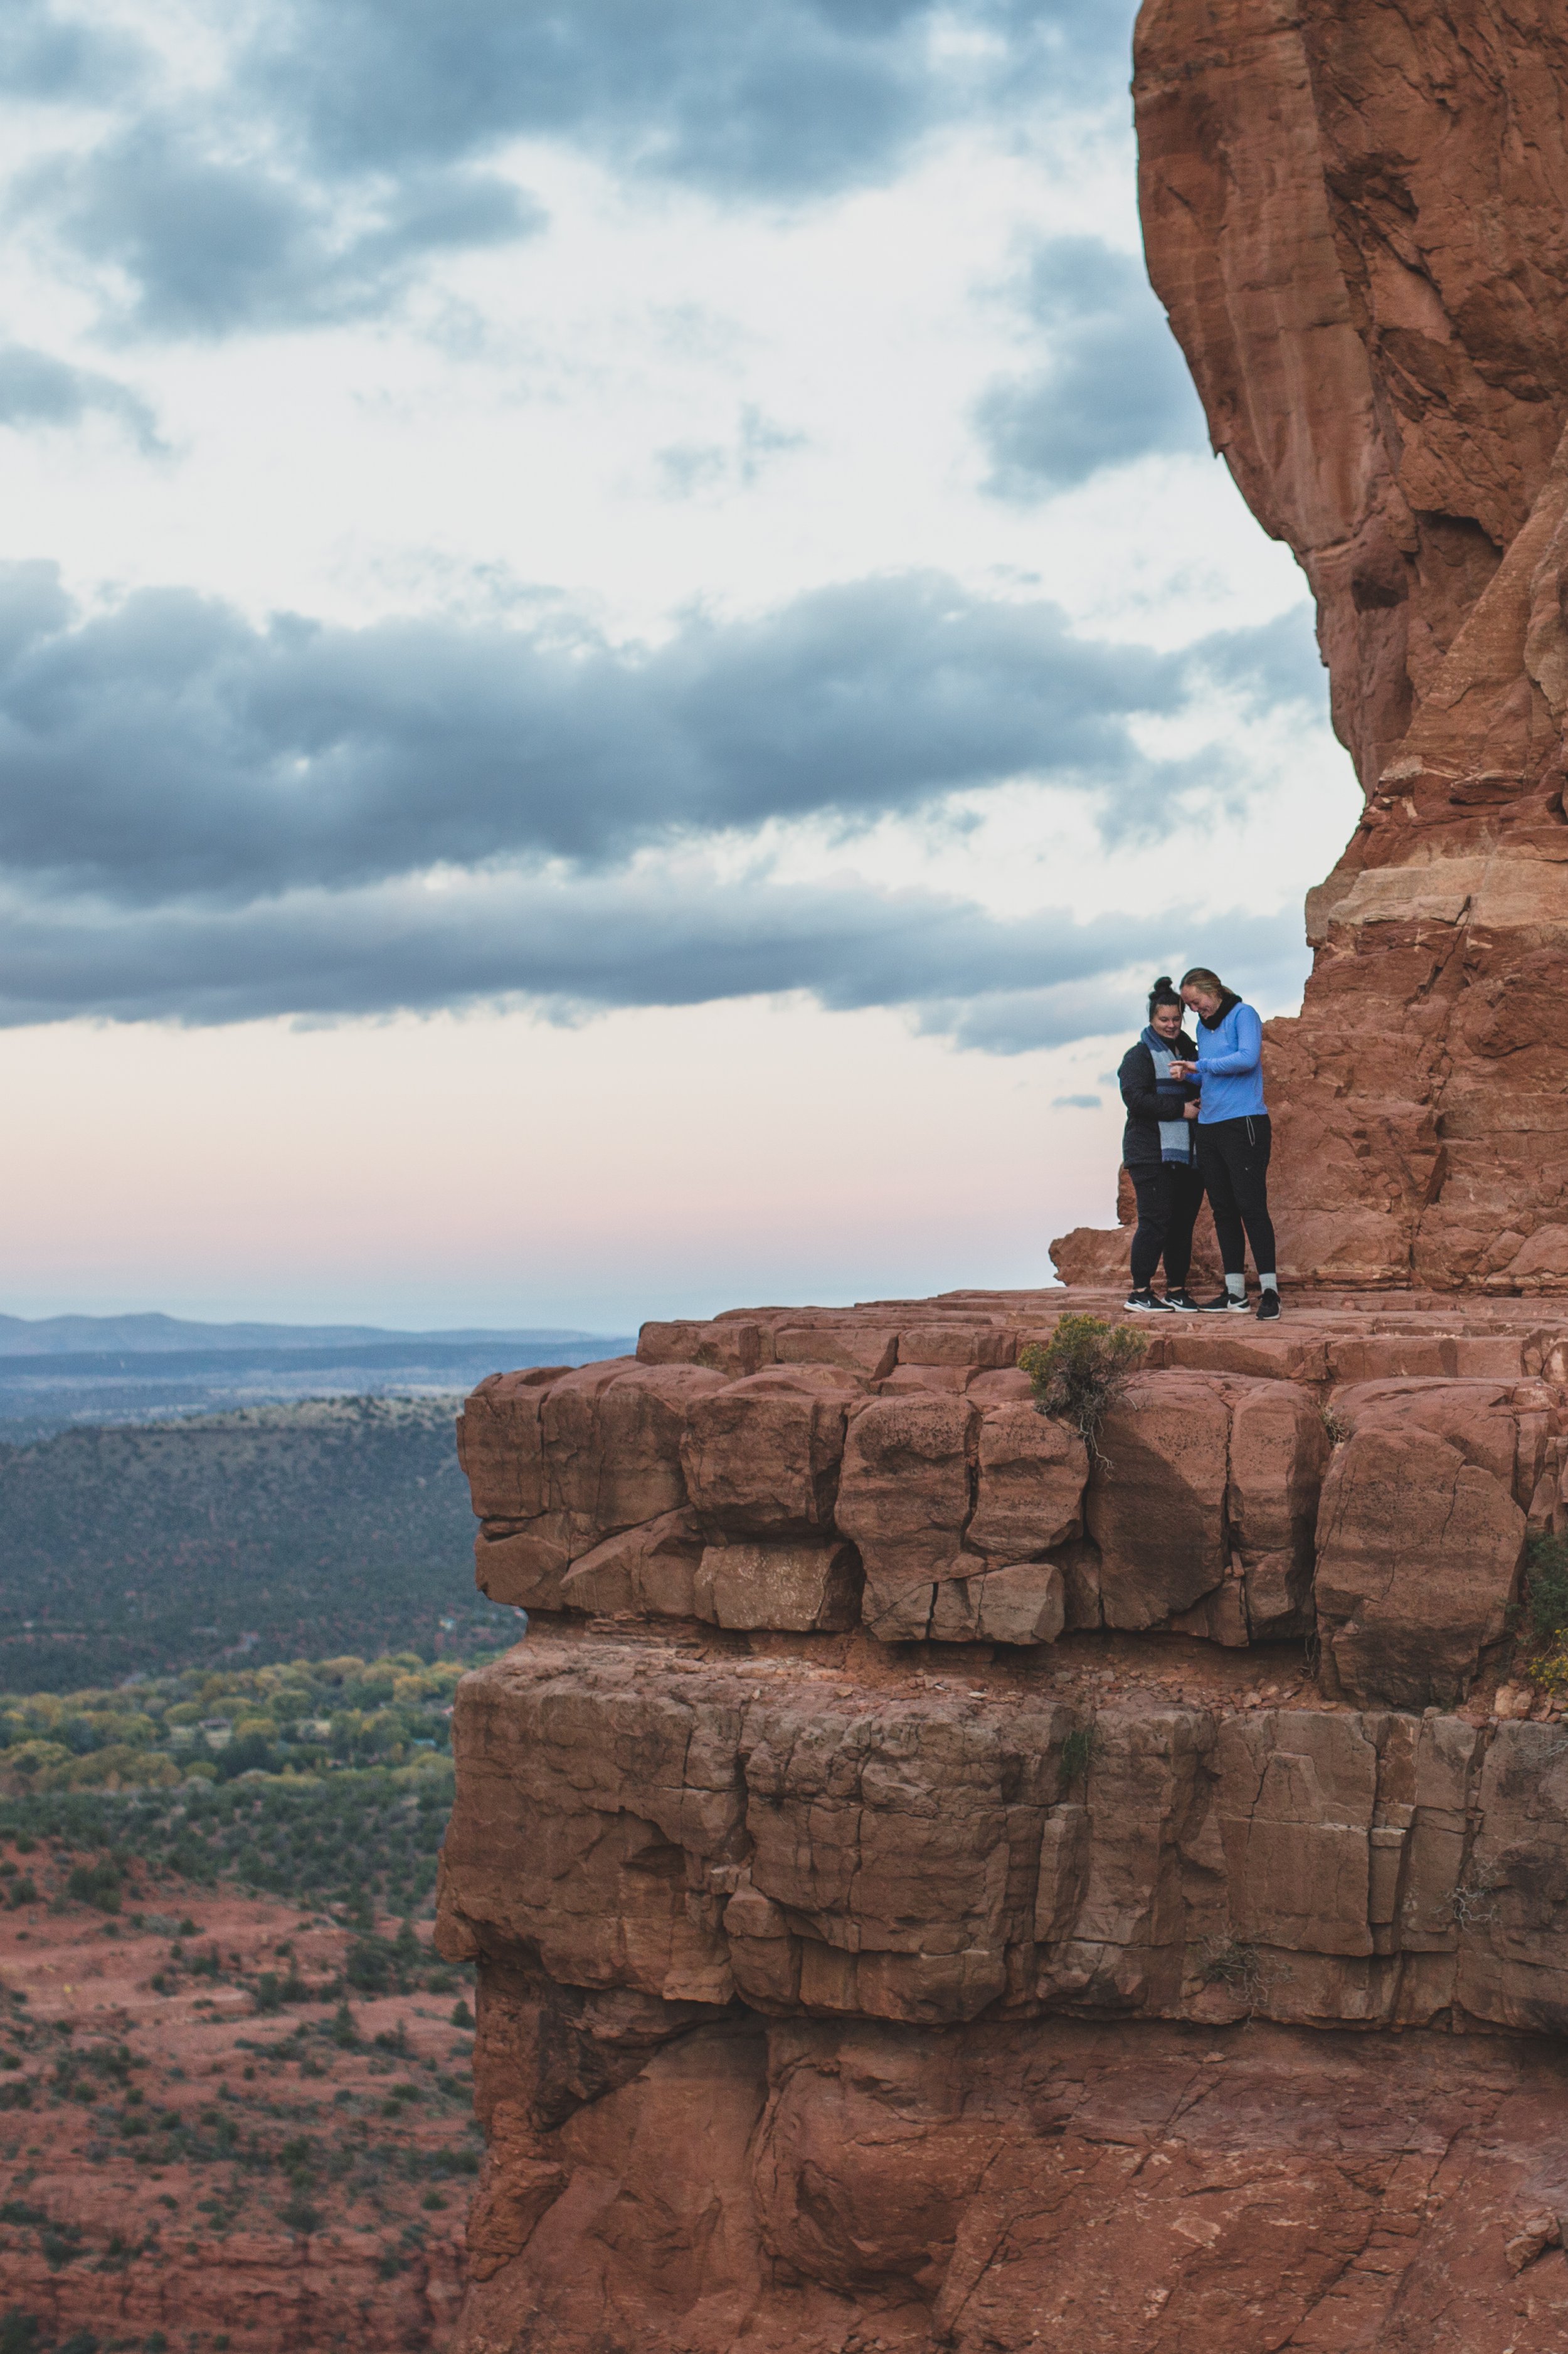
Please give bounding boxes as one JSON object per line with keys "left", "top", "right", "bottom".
{"left": 437, "top": 7, "right": 1568, "bottom": 2345}
{"left": 1054, "top": 0, "right": 1568, "bottom": 1293}
{"left": 438, "top": 1295, "right": 1568, "bottom": 2350}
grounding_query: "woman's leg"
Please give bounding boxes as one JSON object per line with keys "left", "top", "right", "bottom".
{"left": 1219, "top": 1116, "right": 1276, "bottom": 1274}
{"left": 1195, "top": 1125, "right": 1246, "bottom": 1273}
{"left": 1162, "top": 1163, "right": 1205, "bottom": 1287}
{"left": 1128, "top": 1169, "right": 1172, "bottom": 1290}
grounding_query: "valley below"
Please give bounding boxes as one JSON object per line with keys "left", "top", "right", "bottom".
{"left": 0, "top": 1832, "right": 479, "bottom": 2354}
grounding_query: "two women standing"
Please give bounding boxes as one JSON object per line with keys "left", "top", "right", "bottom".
{"left": 1116, "top": 967, "right": 1279, "bottom": 1320}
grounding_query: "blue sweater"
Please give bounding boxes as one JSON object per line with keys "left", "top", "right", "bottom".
{"left": 1195, "top": 999, "right": 1267, "bottom": 1123}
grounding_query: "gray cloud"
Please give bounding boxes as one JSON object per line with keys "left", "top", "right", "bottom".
{"left": 0, "top": 565, "right": 1195, "bottom": 904}
{"left": 923, "top": 921, "right": 1313, "bottom": 1054}
{"left": 0, "top": 344, "right": 161, "bottom": 450}
{"left": 19, "top": 129, "right": 543, "bottom": 338}
{"left": 0, "top": 558, "right": 1322, "bottom": 1041}
{"left": 655, "top": 406, "right": 807, "bottom": 501}
{"left": 12, "top": 3, "right": 1138, "bottom": 337}
{"left": 0, "top": 862, "right": 1306, "bottom": 1047}
{"left": 0, "top": 1, "right": 143, "bottom": 101}
{"left": 976, "top": 236, "right": 1206, "bottom": 496}
{"left": 1187, "top": 605, "right": 1328, "bottom": 708}
{"left": 248, "top": 0, "right": 1137, "bottom": 203}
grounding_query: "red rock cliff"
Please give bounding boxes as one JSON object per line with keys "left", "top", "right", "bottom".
{"left": 1057, "top": 0, "right": 1568, "bottom": 1291}
{"left": 434, "top": 13, "right": 1568, "bottom": 2351}
{"left": 437, "top": 1293, "right": 1568, "bottom": 2351}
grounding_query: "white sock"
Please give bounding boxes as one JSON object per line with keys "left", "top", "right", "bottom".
{"left": 1226, "top": 1273, "right": 1245, "bottom": 1298}
{"left": 1260, "top": 1273, "right": 1278, "bottom": 1293}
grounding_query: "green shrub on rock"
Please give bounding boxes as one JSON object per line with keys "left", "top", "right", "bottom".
{"left": 1019, "top": 1315, "right": 1147, "bottom": 1454}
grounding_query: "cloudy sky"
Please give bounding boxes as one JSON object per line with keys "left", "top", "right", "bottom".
{"left": 0, "top": 0, "right": 1359, "bottom": 1330}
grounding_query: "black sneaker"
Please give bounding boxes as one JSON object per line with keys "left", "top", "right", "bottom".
{"left": 1199, "top": 1291, "right": 1251, "bottom": 1312}
{"left": 1124, "top": 1288, "right": 1174, "bottom": 1312}
{"left": 1256, "top": 1290, "right": 1281, "bottom": 1320}
{"left": 1162, "top": 1290, "right": 1200, "bottom": 1312}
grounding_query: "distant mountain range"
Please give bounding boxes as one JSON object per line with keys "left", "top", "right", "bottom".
{"left": 0, "top": 1312, "right": 634, "bottom": 1447}
{"left": 0, "top": 1312, "right": 619, "bottom": 1357}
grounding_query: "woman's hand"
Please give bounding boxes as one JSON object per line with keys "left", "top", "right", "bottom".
{"left": 1167, "top": 1059, "right": 1195, "bottom": 1078}
{"left": 1183, "top": 1101, "right": 1199, "bottom": 1119}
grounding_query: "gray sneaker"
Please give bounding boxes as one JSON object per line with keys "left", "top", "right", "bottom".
{"left": 1124, "top": 1288, "right": 1174, "bottom": 1313}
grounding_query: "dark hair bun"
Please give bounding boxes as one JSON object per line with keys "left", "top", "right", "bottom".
{"left": 1153, "top": 975, "right": 1172, "bottom": 990}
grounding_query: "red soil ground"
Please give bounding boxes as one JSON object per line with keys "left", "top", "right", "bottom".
{"left": 0, "top": 1842, "right": 476, "bottom": 2351}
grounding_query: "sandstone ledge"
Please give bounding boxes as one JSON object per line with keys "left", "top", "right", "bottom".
{"left": 436, "top": 1631, "right": 1568, "bottom": 2041}
{"left": 458, "top": 1287, "right": 1568, "bottom": 1710}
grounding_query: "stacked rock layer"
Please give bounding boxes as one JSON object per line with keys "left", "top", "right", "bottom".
{"left": 1052, "top": 0, "right": 1568, "bottom": 1293}
{"left": 438, "top": 1293, "right": 1568, "bottom": 2351}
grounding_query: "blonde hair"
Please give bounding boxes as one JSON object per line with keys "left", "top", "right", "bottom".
{"left": 1179, "top": 965, "right": 1226, "bottom": 998}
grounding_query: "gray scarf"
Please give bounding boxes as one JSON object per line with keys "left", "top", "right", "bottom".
{"left": 1147, "top": 1037, "right": 1192, "bottom": 1164}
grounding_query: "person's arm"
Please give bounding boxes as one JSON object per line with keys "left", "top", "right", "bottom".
{"left": 1118, "top": 1046, "right": 1162, "bottom": 1121}
{"left": 1197, "top": 1005, "right": 1263, "bottom": 1076}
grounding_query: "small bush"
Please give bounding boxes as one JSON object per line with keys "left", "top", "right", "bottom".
{"left": 1526, "top": 1535, "right": 1568, "bottom": 1646}
{"left": 65, "top": 1861, "right": 120, "bottom": 1914}
{"left": 1058, "top": 1726, "right": 1094, "bottom": 1791}
{"left": 1201, "top": 1940, "right": 1265, "bottom": 2005}
{"left": 1522, "top": 1535, "right": 1568, "bottom": 1697}
{"left": 40, "top": 2222, "right": 83, "bottom": 2270}
{"left": 346, "top": 1939, "right": 389, "bottom": 1995}
{"left": 1020, "top": 1316, "right": 1147, "bottom": 1453}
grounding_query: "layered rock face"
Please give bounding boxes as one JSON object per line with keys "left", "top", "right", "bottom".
{"left": 1055, "top": 0, "right": 1568, "bottom": 1293}
{"left": 438, "top": 1293, "right": 1568, "bottom": 2350}
{"left": 435, "top": 8, "right": 1568, "bottom": 2343}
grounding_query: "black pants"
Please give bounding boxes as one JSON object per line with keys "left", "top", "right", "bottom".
{"left": 1128, "top": 1161, "right": 1206, "bottom": 1291}
{"left": 1195, "top": 1114, "right": 1276, "bottom": 1277}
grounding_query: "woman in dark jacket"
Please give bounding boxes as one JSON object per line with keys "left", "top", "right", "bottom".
{"left": 1116, "top": 976, "right": 1205, "bottom": 1312}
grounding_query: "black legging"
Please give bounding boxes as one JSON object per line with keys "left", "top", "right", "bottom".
{"left": 1128, "top": 1162, "right": 1206, "bottom": 1290}
{"left": 1195, "top": 1114, "right": 1276, "bottom": 1277}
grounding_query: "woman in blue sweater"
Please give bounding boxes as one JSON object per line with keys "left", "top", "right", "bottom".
{"left": 1170, "top": 965, "right": 1280, "bottom": 1320}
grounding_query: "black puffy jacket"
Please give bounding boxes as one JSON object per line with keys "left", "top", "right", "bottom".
{"left": 1117, "top": 1031, "right": 1200, "bottom": 1171}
